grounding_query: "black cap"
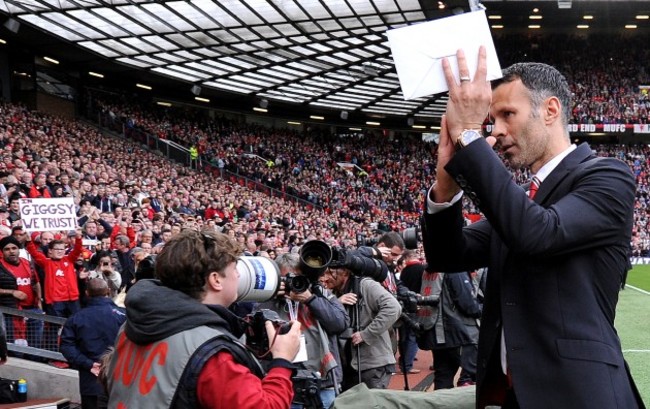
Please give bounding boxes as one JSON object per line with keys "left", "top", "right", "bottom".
{"left": 0, "top": 236, "right": 21, "bottom": 249}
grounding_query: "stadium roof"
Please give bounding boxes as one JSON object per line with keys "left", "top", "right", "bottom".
{"left": 0, "top": 0, "right": 648, "bottom": 128}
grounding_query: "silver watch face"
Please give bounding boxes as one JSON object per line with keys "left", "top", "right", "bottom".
{"left": 460, "top": 129, "right": 482, "bottom": 145}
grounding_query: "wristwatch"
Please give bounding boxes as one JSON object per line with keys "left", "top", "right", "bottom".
{"left": 455, "top": 129, "right": 483, "bottom": 150}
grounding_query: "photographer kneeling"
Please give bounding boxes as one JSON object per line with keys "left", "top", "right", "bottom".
{"left": 105, "top": 230, "right": 301, "bottom": 409}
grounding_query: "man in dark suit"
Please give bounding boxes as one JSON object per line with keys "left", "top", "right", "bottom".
{"left": 421, "top": 47, "right": 644, "bottom": 409}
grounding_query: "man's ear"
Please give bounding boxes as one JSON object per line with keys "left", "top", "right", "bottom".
{"left": 544, "top": 96, "right": 561, "bottom": 125}
{"left": 207, "top": 271, "right": 222, "bottom": 291}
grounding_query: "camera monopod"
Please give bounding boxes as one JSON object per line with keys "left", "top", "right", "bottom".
{"left": 397, "top": 324, "right": 411, "bottom": 390}
{"left": 351, "top": 275, "right": 362, "bottom": 386}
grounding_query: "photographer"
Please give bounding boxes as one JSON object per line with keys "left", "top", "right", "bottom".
{"left": 358, "top": 232, "right": 412, "bottom": 367}
{"left": 320, "top": 258, "right": 401, "bottom": 391}
{"left": 394, "top": 250, "right": 424, "bottom": 375}
{"left": 255, "top": 252, "right": 348, "bottom": 409}
{"left": 105, "top": 229, "right": 302, "bottom": 408}
{"left": 416, "top": 270, "right": 481, "bottom": 390}
{"left": 87, "top": 251, "right": 122, "bottom": 300}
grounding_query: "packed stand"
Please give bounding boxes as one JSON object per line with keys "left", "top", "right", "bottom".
{"left": 494, "top": 34, "right": 650, "bottom": 125}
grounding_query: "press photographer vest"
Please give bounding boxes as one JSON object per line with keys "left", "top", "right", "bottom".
{"left": 107, "top": 325, "right": 264, "bottom": 409}
{"left": 416, "top": 271, "right": 444, "bottom": 347}
{"left": 416, "top": 272, "right": 479, "bottom": 350}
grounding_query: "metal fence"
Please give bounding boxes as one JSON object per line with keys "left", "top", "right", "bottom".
{"left": 1, "top": 306, "right": 67, "bottom": 362}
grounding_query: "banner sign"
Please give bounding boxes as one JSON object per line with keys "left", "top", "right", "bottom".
{"left": 18, "top": 197, "right": 77, "bottom": 233}
{"left": 482, "top": 123, "right": 650, "bottom": 135}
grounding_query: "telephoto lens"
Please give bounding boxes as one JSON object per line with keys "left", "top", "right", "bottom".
{"left": 236, "top": 256, "right": 281, "bottom": 302}
{"left": 298, "top": 240, "right": 332, "bottom": 280}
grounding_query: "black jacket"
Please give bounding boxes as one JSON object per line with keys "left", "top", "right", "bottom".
{"left": 0, "top": 263, "right": 18, "bottom": 308}
{"left": 399, "top": 262, "right": 425, "bottom": 293}
{"left": 60, "top": 297, "right": 126, "bottom": 396}
{"left": 438, "top": 272, "right": 481, "bottom": 348}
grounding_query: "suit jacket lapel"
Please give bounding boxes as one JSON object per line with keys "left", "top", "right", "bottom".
{"left": 534, "top": 143, "right": 595, "bottom": 204}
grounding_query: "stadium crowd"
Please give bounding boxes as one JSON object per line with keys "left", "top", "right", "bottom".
{"left": 494, "top": 34, "right": 650, "bottom": 125}
{"left": 92, "top": 95, "right": 650, "bottom": 255}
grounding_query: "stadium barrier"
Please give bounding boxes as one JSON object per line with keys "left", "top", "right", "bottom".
{"left": 0, "top": 306, "right": 67, "bottom": 362}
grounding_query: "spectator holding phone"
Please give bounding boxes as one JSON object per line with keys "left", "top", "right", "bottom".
{"left": 88, "top": 251, "right": 122, "bottom": 300}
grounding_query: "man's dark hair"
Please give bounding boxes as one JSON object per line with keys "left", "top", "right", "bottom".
{"left": 96, "top": 250, "right": 112, "bottom": 261}
{"left": 114, "top": 235, "right": 130, "bottom": 247}
{"left": 492, "top": 62, "right": 572, "bottom": 128}
{"left": 155, "top": 229, "right": 242, "bottom": 300}
{"left": 378, "top": 231, "right": 405, "bottom": 250}
{"left": 397, "top": 249, "right": 417, "bottom": 266}
{"left": 48, "top": 239, "right": 66, "bottom": 250}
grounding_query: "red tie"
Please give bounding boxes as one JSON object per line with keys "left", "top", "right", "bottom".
{"left": 529, "top": 176, "right": 541, "bottom": 199}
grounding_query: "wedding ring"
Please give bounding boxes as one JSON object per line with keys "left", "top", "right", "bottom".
{"left": 460, "top": 76, "right": 471, "bottom": 82}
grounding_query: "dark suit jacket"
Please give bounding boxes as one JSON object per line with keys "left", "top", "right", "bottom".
{"left": 422, "top": 141, "right": 644, "bottom": 409}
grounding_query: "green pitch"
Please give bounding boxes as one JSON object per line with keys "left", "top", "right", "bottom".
{"left": 618, "top": 265, "right": 650, "bottom": 404}
{"left": 627, "top": 265, "right": 650, "bottom": 291}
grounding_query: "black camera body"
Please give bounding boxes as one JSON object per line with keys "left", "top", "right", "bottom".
{"left": 135, "top": 254, "right": 156, "bottom": 281}
{"left": 292, "top": 369, "right": 324, "bottom": 409}
{"left": 283, "top": 273, "right": 311, "bottom": 294}
{"left": 397, "top": 291, "right": 440, "bottom": 314}
{"left": 397, "top": 290, "right": 439, "bottom": 313}
{"left": 291, "top": 240, "right": 389, "bottom": 283}
{"left": 417, "top": 295, "right": 440, "bottom": 307}
{"left": 244, "top": 312, "right": 324, "bottom": 408}
{"left": 272, "top": 240, "right": 334, "bottom": 295}
{"left": 396, "top": 291, "right": 439, "bottom": 333}
{"left": 397, "top": 291, "right": 420, "bottom": 314}
{"left": 244, "top": 309, "right": 291, "bottom": 358}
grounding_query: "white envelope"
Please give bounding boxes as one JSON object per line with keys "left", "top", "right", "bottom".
{"left": 387, "top": 10, "right": 502, "bottom": 100}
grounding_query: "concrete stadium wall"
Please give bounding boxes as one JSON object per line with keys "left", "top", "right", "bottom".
{"left": 37, "top": 91, "right": 75, "bottom": 119}
{"left": 0, "top": 357, "right": 80, "bottom": 403}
